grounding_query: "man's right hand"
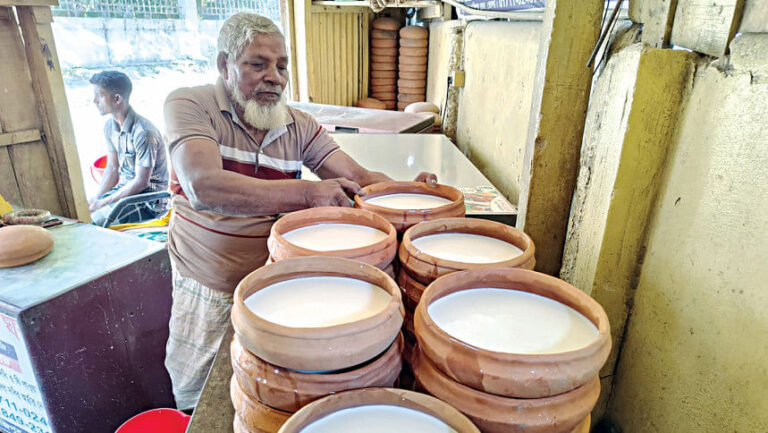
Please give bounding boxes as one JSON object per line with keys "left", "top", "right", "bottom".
{"left": 304, "top": 178, "right": 364, "bottom": 208}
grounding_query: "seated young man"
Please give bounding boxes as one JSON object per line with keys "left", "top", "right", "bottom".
{"left": 89, "top": 71, "right": 169, "bottom": 226}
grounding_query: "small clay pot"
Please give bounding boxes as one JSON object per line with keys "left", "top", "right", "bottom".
{"left": 231, "top": 376, "right": 293, "bottom": 433}
{"left": 399, "top": 217, "right": 536, "bottom": 285}
{"left": 415, "top": 268, "right": 611, "bottom": 398}
{"left": 277, "top": 388, "right": 480, "bottom": 433}
{"left": 354, "top": 181, "right": 464, "bottom": 233}
{"left": 412, "top": 346, "right": 600, "bottom": 433}
{"left": 396, "top": 268, "right": 425, "bottom": 312}
{"left": 232, "top": 257, "right": 404, "bottom": 371}
{"left": 268, "top": 207, "right": 397, "bottom": 270}
{"left": 0, "top": 225, "right": 54, "bottom": 268}
{"left": 231, "top": 333, "right": 404, "bottom": 412}
{"left": 400, "top": 38, "right": 429, "bottom": 48}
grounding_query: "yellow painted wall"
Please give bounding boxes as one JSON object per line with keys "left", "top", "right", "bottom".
{"left": 608, "top": 34, "right": 768, "bottom": 432}
{"left": 456, "top": 21, "right": 541, "bottom": 204}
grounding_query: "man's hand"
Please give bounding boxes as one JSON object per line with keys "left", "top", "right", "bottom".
{"left": 414, "top": 172, "right": 438, "bottom": 187}
{"left": 89, "top": 198, "right": 106, "bottom": 212}
{"left": 304, "top": 178, "right": 364, "bottom": 208}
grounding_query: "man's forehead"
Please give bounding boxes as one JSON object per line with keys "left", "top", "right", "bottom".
{"left": 240, "top": 33, "right": 287, "bottom": 59}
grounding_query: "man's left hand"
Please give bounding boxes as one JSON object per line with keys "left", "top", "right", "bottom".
{"left": 414, "top": 172, "right": 438, "bottom": 187}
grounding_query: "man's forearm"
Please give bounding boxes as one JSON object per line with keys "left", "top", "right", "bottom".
{"left": 94, "top": 169, "right": 119, "bottom": 198}
{"left": 101, "top": 177, "right": 150, "bottom": 206}
{"left": 184, "top": 169, "right": 313, "bottom": 217}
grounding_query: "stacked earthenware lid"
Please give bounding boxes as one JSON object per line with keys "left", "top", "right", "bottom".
{"left": 397, "top": 26, "right": 428, "bottom": 111}
{"left": 405, "top": 101, "right": 441, "bottom": 132}
{"left": 370, "top": 17, "right": 401, "bottom": 111}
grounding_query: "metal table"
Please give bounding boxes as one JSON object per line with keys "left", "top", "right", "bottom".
{"left": 0, "top": 221, "right": 174, "bottom": 433}
{"left": 290, "top": 102, "right": 435, "bottom": 133}
{"left": 187, "top": 133, "right": 518, "bottom": 433}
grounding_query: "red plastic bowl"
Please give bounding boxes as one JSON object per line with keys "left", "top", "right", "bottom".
{"left": 91, "top": 154, "right": 107, "bottom": 184}
{"left": 115, "top": 408, "right": 191, "bottom": 433}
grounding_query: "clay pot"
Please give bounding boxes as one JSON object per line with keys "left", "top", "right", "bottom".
{"left": 0, "top": 225, "right": 54, "bottom": 268}
{"left": 232, "top": 257, "right": 404, "bottom": 371}
{"left": 399, "top": 217, "right": 535, "bottom": 285}
{"left": 354, "top": 181, "right": 464, "bottom": 233}
{"left": 231, "top": 376, "right": 293, "bottom": 433}
{"left": 412, "top": 346, "right": 600, "bottom": 433}
{"left": 415, "top": 268, "right": 611, "bottom": 398}
{"left": 268, "top": 207, "right": 397, "bottom": 270}
{"left": 277, "top": 388, "right": 481, "bottom": 433}
{"left": 396, "top": 268, "right": 425, "bottom": 312}
{"left": 231, "top": 333, "right": 404, "bottom": 412}
{"left": 399, "top": 25, "right": 428, "bottom": 40}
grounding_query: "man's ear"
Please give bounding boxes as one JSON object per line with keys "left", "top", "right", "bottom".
{"left": 113, "top": 93, "right": 123, "bottom": 106}
{"left": 217, "top": 52, "right": 229, "bottom": 79}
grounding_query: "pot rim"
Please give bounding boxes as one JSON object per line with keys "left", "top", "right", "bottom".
{"left": 400, "top": 217, "right": 536, "bottom": 274}
{"left": 353, "top": 181, "right": 464, "bottom": 215}
{"left": 416, "top": 267, "right": 611, "bottom": 362}
{"left": 269, "top": 206, "right": 397, "bottom": 260}
{"left": 277, "top": 387, "right": 481, "bottom": 433}
{"left": 233, "top": 257, "right": 404, "bottom": 340}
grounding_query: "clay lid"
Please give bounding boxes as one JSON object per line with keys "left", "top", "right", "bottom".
{"left": 414, "top": 268, "right": 611, "bottom": 398}
{"left": 277, "top": 388, "right": 480, "bottom": 433}
{"left": 0, "top": 225, "right": 54, "bottom": 268}
{"left": 372, "top": 17, "right": 400, "bottom": 31}
{"left": 399, "top": 25, "right": 429, "bottom": 40}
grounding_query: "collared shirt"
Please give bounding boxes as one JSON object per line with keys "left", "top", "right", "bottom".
{"left": 163, "top": 78, "right": 340, "bottom": 292}
{"left": 104, "top": 107, "right": 169, "bottom": 194}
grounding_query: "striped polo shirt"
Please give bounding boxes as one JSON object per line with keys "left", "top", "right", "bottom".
{"left": 163, "top": 78, "right": 340, "bottom": 292}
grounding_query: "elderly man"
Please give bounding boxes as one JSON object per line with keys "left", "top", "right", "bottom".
{"left": 163, "top": 13, "right": 436, "bottom": 409}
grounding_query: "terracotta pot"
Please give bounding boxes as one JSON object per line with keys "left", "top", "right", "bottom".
{"left": 415, "top": 268, "right": 611, "bottom": 398}
{"left": 412, "top": 346, "right": 600, "bottom": 433}
{"left": 396, "top": 267, "right": 426, "bottom": 312}
{"left": 231, "top": 376, "right": 293, "bottom": 433}
{"left": 0, "top": 225, "right": 54, "bottom": 268}
{"left": 232, "top": 333, "right": 404, "bottom": 412}
{"left": 232, "top": 257, "right": 404, "bottom": 371}
{"left": 277, "top": 388, "right": 480, "bottom": 433}
{"left": 268, "top": 207, "right": 397, "bottom": 270}
{"left": 399, "top": 217, "right": 535, "bottom": 285}
{"left": 403, "top": 308, "right": 415, "bottom": 342}
{"left": 354, "top": 181, "right": 464, "bottom": 233}
{"left": 572, "top": 416, "right": 590, "bottom": 433}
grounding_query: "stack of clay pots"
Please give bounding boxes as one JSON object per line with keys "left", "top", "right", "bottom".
{"left": 370, "top": 17, "right": 401, "bottom": 110}
{"left": 397, "top": 26, "right": 429, "bottom": 111}
{"left": 396, "top": 218, "right": 536, "bottom": 346}
{"left": 412, "top": 268, "right": 611, "bottom": 433}
{"left": 230, "top": 257, "right": 405, "bottom": 433}
{"left": 267, "top": 207, "right": 398, "bottom": 279}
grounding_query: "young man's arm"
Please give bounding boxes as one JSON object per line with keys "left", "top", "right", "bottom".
{"left": 90, "top": 151, "right": 119, "bottom": 210}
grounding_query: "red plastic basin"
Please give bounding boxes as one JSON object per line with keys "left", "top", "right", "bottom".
{"left": 115, "top": 408, "right": 191, "bottom": 433}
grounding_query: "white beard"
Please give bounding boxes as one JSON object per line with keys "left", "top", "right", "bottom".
{"left": 228, "top": 76, "right": 288, "bottom": 130}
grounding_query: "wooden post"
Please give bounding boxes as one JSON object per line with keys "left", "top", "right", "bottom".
{"left": 642, "top": 0, "right": 679, "bottom": 47}
{"left": 670, "top": 0, "right": 745, "bottom": 57}
{"left": 16, "top": 5, "right": 89, "bottom": 220}
{"left": 515, "top": 0, "right": 604, "bottom": 276}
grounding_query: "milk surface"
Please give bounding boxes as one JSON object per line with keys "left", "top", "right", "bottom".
{"left": 366, "top": 193, "right": 452, "bottom": 209}
{"left": 412, "top": 233, "right": 523, "bottom": 263}
{"left": 245, "top": 276, "right": 390, "bottom": 328}
{"left": 283, "top": 223, "right": 388, "bottom": 251}
{"left": 429, "top": 288, "right": 598, "bottom": 354}
{"left": 300, "top": 404, "right": 458, "bottom": 433}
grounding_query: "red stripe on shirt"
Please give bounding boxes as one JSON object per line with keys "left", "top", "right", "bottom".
{"left": 174, "top": 211, "right": 270, "bottom": 239}
{"left": 222, "top": 158, "right": 257, "bottom": 175}
{"left": 255, "top": 165, "right": 298, "bottom": 180}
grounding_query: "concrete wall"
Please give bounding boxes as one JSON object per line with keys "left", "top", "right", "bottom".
{"left": 455, "top": 21, "right": 541, "bottom": 205}
{"left": 607, "top": 34, "right": 768, "bottom": 432}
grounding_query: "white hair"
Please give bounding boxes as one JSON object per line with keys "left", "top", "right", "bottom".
{"left": 218, "top": 13, "right": 284, "bottom": 62}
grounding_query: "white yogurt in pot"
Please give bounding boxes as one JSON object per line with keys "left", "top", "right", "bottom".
{"left": 412, "top": 233, "right": 523, "bottom": 263}
{"left": 283, "top": 223, "right": 388, "bottom": 251}
{"left": 428, "top": 288, "right": 598, "bottom": 354}
{"left": 300, "top": 404, "right": 458, "bottom": 433}
{"left": 365, "top": 193, "right": 452, "bottom": 210}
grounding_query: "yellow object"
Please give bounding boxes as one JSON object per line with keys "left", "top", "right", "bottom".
{"left": 108, "top": 209, "right": 173, "bottom": 231}
{"left": 0, "top": 194, "right": 13, "bottom": 216}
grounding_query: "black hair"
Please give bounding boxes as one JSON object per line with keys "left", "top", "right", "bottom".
{"left": 89, "top": 70, "right": 132, "bottom": 101}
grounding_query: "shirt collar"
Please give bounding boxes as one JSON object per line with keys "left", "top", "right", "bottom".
{"left": 120, "top": 107, "right": 136, "bottom": 133}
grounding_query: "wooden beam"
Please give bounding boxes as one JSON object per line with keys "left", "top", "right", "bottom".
{"left": 739, "top": 0, "right": 768, "bottom": 33}
{"left": 0, "top": 128, "right": 41, "bottom": 147}
{"left": 16, "top": 5, "right": 89, "bottom": 220}
{"left": 0, "top": 0, "right": 57, "bottom": 6}
{"left": 642, "top": 0, "right": 679, "bottom": 47}
{"left": 670, "top": 0, "right": 745, "bottom": 57}
{"left": 515, "top": 0, "right": 604, "bottom": 276}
